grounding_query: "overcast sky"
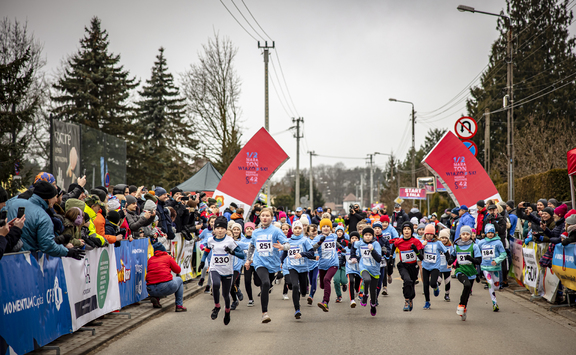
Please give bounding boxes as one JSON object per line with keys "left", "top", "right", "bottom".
{"left": 4, "top": 0, "right": 572, "bottom": 181}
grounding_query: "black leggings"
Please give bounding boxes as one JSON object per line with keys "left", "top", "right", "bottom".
{"left": 210, "top": 271, "right": 233, "bottom": 309}
{"left": 230, "top": 271, "right": 240, "bottom": 302}
{"left": 376, "top": 265, "right": 387, "bottom": 296}
{"left": 361, "top": 270, "right": 378, "bottom": 304}
{"left": 288, "top": 269, "right": 308, "bottom": 311}
{"left": 244, "top": 266, "right": 261, "bottom": 301}
{"left": 422, "top": 268, "right": 440, "bottom": 302}
{"left": 256, "top": 267, "right": 275, "bottom": 313}
{"left": 397, "top": 262, "right": 419, "bottom": 300}
{"left": 440, "top": 271, "right": 451, "bottom": 293}
{"left": 457, "top": 273, "right": 473, "bottom": 307}
{"left": 348, "top": 273, "right": 361, "bottom": 300}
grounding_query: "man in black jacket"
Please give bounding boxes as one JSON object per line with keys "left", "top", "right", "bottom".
{"left": 345, "top": 204, "right": 366, "bottom": 233}
{"left": 391, "top": 203, "right": 409, "bottom": 234}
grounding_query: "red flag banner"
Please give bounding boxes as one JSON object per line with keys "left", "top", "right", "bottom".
{"left": 422, "top": 131, "right": 501, "bottom": 207}
{"left": 213, "top": 128, "right": 289, "bottom": 217}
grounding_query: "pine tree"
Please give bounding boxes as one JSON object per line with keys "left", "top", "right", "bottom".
{"left": 467, "top": 0, "right": 576, "bottom": 174}
{"left": 51, "top": 17, "right": 137, "bottom": 134}
{"left": 131, "top": 47, "right": 197, "bottom": 187}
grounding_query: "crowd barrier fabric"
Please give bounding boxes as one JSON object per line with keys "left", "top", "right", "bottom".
{"left": 176, "top": 238, "right": 196, "bottom": 281}
{"left": 115, "top": 239, "right": 149, "bottom": 308}
{"left": 522, "top": 242, "right": 541, "bottom": 294}
{"left": 0, "top": 252, "right": 72, "bottom": 355}
{"left": 543, "top": 267, "right": 561, "bottom": 303}
{"left": 62, "top": 244, "right": 121, "bottom": 331}
{"left": 551, "top": 243, "right": 576, "bottom": 292}
{"left": 510, "top": 237, "right": 524, "bottom": 286}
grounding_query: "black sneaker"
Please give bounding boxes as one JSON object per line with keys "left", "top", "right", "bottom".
{"left": 237, "top": 290, "right": 244, "bottom": 301}
{"left": 224, "top": 310, "right": 231, "bottom": 325}
{"left": 211, "top": 307, "right": 221, "bottom": 320}
{"left": 342, "top": 284, "right": 348, "bottom": 292}
{"left": 204, "top": 286, "right": 211, "bottom": 294}
{"left": 231, "top": 300, "right": 239, "bottom": 310}
{"left": 198, "top": 278, "right": 205, "bottom": 287}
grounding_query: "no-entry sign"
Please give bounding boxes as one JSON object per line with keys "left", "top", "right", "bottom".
{"left": 454, "top": 116, "right": 477, "bottom": 140}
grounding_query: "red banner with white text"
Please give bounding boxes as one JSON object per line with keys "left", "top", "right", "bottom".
{"left": 213, "top": 128, "right": 289, "bottom": 218}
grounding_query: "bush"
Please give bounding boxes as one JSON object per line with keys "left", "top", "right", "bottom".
{"left": 496, "top": 169, "right": 571, "bottom": 203}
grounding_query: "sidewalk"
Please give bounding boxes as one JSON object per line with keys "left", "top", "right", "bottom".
{"left": 29, "top": 280, "right": 203, "bottom": 355}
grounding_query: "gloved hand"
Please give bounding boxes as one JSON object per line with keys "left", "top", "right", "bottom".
{"left": 198, "top": 261, "right": 205, "bottom": 270}
{"left": 276, "top": 271, "right": 283, "bottom": 280}
{"left": 67, "top": 247, "right": 86, "bottom": 260}
{"left": 349, "top": 258, "right": 358, "bottom": 264}
{"left": 410, "top": 244, "right": 418, "bottom": 252}
{"left": 562, "top": 238, "right": 572, "bottom": 246}
{"left": 464, "top": 255, "right": 474, "bottom": 262}
{"left": 224, "top": 246, "right": 235, "bottom": 255}
{"left": 319, "top": 235, "right": 326, "bottom": 244}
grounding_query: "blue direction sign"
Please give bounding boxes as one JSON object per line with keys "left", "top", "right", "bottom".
{"left": 462, "top": 140, "right": 478, "bottom": 157}
{"left": 104, "top": 172, "right": 110, "bottom": 187}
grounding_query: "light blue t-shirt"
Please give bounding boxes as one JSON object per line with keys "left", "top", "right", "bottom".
{"left": 308, "top": 236, "right": 319, "bottom": 271}
{"left": 422, "top": 240, "right": 448, "bottom": 271}
{"left": 354, "top": 240, "right": 382, "bottom": 276}
{"left": 250, "top": 225, "right": 289, "bottom": 273}
{"left": 234, "top": 240, "right": 250, "bottom": 272}
{"left": 344, "top": 246, "right": 360, "bottom": 275}
{"left": 285, "top": 234, "right": 313, "bottom": 273}
{"left": 439, "top": 245, "right": 454, "bottom": 273}
{"left": 317, "top": 233, "right": 339, "bottom": 270}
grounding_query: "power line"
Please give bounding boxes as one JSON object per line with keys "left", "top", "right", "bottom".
{"left": 314, "top": 154, "right": 367, "bottom": 160}
{"left": 274, "top": 50, "right": 300, "bottom": 117}
{"left": 230, "top": 0, "right": 266, "bottom": 40}
{"left": 241, "top": 0, "right": 274, "bottom": 41}
{"left": 270, "top": 57, "right": 296, "bottom": 117}
{"left": 218, "top": 0, "right": 259, "bottom": 41}
{"left": 269, "top": 73, "right": 292, "bottom": 118}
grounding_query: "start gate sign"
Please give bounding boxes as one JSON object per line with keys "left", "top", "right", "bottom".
{"left": 399, "top": 188, "right": 427, "bottom": 200}
{"left": 454, "top": 116, "right": 477, "bottom": 140}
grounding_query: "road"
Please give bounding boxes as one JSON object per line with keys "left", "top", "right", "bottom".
{"left": 96, "top": 273, "right": 576, "bottom": 355}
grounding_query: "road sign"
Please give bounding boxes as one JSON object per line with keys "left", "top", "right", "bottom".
{"left": 454, "top": 116, "right": 478, "bottom": 140}
{"left": 462, "top": 140, "right": 478, "bottom": 157}
{"left": 104, "top": 172, "right": 110, "bottom": 187}
{"left": 394, "top": 197, "right": 404, "bottom": 205}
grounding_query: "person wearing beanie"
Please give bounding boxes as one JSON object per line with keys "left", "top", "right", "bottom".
{"left": 477, "top": 223, "right": 507, "bottom": 312}
{"left": 197, "top": 215, "right": 218, "bottom": 292}
{"left": 107, "top": 199, "right": 121, "bottom": 212}
{"left": 240, "top": 221, "right": 257, "bottom": 305}
{"left": 104, "top": 210, "right": 125, "bottom": 245}
{"left": 154, "top": 186, "right": 175, "bottom": 240}
{"left": 503, "top": 200, "right": 519, "bottom": 239}
{"left": 376, "top": 216, "right": 399, "bottom": 292}
{"left": 344, "top": 231, "right": 362, "bottom": 308}
{"left": 410, "top": 217, "right": 419, "bottom": 228}
{"left": 476, "top": 200, "right": 488, "bottom": 238}
{"left": 348, "top": 223, "right": 383, "bottom": 316}
{"left": 415, "top": 223, "right": 426, "bottom": 240}
{"left": 380, "top": 214, "right": 390, "bottom": 224}
{"left": 438, "top": 228, "right": 453, "bottom": 301}
{"left": 113, "top": 184, "right": 129, "bottom": 196}
{"left": 4, "top": 181, "right": 85, "bottom": 260}
{"left": 125, "top": 192, "right": 155, "bottom": 235}
{"left": 228, "top": 223, "right": 247, "bottom": 310}
{"left": 532, "top": 204, "right": 569, "bottom": 243}
{"left": 83, "top": 195, "right": 109, "bottom": 248}
{"left": 90, "top": 188, "right": 107, "bottom": 203}
{"left": 371, "top": 220, "right": 392, "bottom": 301}
{"left": 548, "top": 198, "right": 560, "bottom": 209}
{"left": 312, "top": 218, "right": 342, "bottom": 312}
{"left": 560, "top": 212, "right": 576, "bottom": 246}
{"left": 536, "top": 199, "right": 548, "bottom": 213}
{"left": 199, "top": 215, "right": 245, "bottom": 325}
{"left": 421, "top": 224, "right": 449, "bottom": 310}
{"left": 389, "top": 221, "right": 424, "bottom": 311}
{"left": 446, "top": 223, "right": 481, "bottom": 320}
{"left": 244, "top": 208, "right": 290, "bottom": 323}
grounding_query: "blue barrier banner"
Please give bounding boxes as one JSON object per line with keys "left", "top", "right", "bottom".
{"left": 0, "top": 252, "right": 72, "bottom": 355}
{"left": 552, "top": 243, "right": 576, "bottom": 291}
{"left": 115, "top": 239, "right": 149, "bottom": 308}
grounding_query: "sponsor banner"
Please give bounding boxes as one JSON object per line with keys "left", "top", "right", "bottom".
{"left": 213, "top": 127, "right": 289, "bottom": 218}
{"left": 522, "top": 242, "right": 539, "bottom": 292}
{"left": 422, "top": 131, "right": 502, "bottom": 207}
{"left": 0, "top": 252, "right": 72, "bottom": 355}
{"left": 62, "top": 245, "right": 121, "bottom": 331}
{"left": 177, "top": 238, "right": 196, "bottom": 281}
{"left": 551, "top": 243, "right": 576, "bottom": 291}
{"left": 52, "top": 120, "right": 81, "bottom": 190}
{"left": 510, "top": 237, "right": 524, "bottom": 286}
{"left": 543, "top": 267, "right": 561, "bottom": 303}
{"left": 115, "top": 239, "right": 149, "bottom": 308}
{"left": 399, "top": 188, "right": 427, "bottom": 200}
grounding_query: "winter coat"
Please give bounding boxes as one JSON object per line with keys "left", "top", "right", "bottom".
{"left": 156, "top": 200, "right": 175, "bottom": 240}
{"left": 346, "top": 210, "right": 367, "bottom": 233}
{"left": 391, "top": 209, "right": 410, "bottom": 233}
{"left": 484, "top": 213, "right": 507, "bottom": 241}
{"left": 476, "top": 207, "right": 487, "bottom": 235}
{"left": 231, "top": 213, "right": 245, "bottom": 230}
{"left": 0, "top": 226, "right": 22, "bottom": 260}
{"left": 223, "top": 208, "right": 234, "bottom": 222}
{"left": 125, "top": 209, "right": 154, "bottom": 234}
{"left": 455, "top": 212, "right": 475, "bottom": 240}
{"left": 57, "top": 218, "right": 83, "bottom": 248}
{"left": 408, "top": 208, "right": 423, "bottom": 221}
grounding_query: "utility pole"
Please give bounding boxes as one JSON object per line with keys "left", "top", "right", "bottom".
{"left": 506, "top": 23, "right": 515, "bottom": 202}
{"left": 367, "top": 154, "right": 374, "bottom": 207}
{"left": 484, "top": 108, "right": 491, "bottom": 177}
{"left": 308, "top": 151, "right": 316, "bottom": 210}
{"left": 360, "top": 174, "right": 364, "bottom": 209}
{"left": 259, "top": 41, "right": 275, "bottom": 205}
{"left": 293, "top": 117, "right": 304, "bottom": 209}
{"left": 411, "top": 106, "right": 416, "bottom": 188}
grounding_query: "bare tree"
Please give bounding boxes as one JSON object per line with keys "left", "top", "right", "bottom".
{"left": 180, "top": 34, "right": 242, "bottom": 173}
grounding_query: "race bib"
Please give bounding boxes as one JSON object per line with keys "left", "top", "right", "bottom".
{"left": 322, "top": 240, "right": 336, "bottom": 258}
{"left": 256, "top": 239, "right": 272, "bottom": 254}
{"left": 440, "top": 254, "right": 447, "bottom": 267}
{"left": 393, "top": 222, "right": 397, "bottom": 228}
{"left": 288, "top": 247, "right": 301, "bottom": 259}
{"left": 400, "top": 250, "right": 417, "bottom": 263}
{"left": 457, "top": 252, "right": 472, "bottom": 265}
{"left": 361, "top": 246, "right": 372, "bottom": 259}
{"left": 481, "top": 246, "right": 495, "bottom": 260}
{"left": 424, "top": 252, "right": 437, "bottom": 263}
{"left": 213, "top": 253, "right": 231, "bottom": 266}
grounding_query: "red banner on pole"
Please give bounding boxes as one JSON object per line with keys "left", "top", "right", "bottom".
{"left": 399, "top": 188, "right": 427, "bottom": 200}
{"left": 422, "top": 131, "right": 501, "bottom": 207}
{"left": 213, "top": 128, "right": 289, "bottom": 217}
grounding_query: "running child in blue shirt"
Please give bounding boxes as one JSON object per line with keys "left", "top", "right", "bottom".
{"left": 345, "top": 232, "right": 361, "bottom": 308}
{"left": 438, "top": 228, "right": 454, "bottom": 302}
{"left": 477, "top": 223, "right": 507, "bottom": 312}
{"left": 421, "top": 224, "right": 449, "bottom": 310}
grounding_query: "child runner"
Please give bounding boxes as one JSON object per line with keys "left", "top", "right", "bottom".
{"left": 438, "top": 228, "right": 453, "bottom": 302}
{"left": 333, "top": 225, "right": 349, "bottom": 303}
{"left": 245, "top": 208, "right": 290, "bottom": 323}
{"left": 373, "top": 221, "right": 391, "bottom": 301}
{"left": 198, "top": 215, "right": 217, "bottom": 293}
{"left": 281, "top": 223, "right": 292, "bottom": 300}
{"left": 316, "top": 218, "right": 342, "bottom": 312}
{"left": 379, "top": 215, "right": 399, "bottom": 291}
{"left": 281, "top": 220, "right": 321, "bottom": 319}
{"left": 306, "top": 224, "right": 320, "bottom": 305}
{"left": 230, "top": 223, "right": 247, "bottom": 310}
{"left": 389, "top": 221, "right": 424, "bottom": 311}
{"left": 349, "top": 226, "right": 383, "bottom": 316}
{"left": 242, "top": 222, "right": 258, "bottom": 307}
{"left": 447, "top": 225, "right": 481, "bottom": 321}
{"left": 345, "top": 232, "right": 362, "bottom": 307}
{"left": 198, "top": 216, "right": 245, "bottom": 325}
{"left": 477, "top": 223, "right": 506, "bottom": 312}
{"left": 421, "top": 224, "right": 449, "bottom": 310}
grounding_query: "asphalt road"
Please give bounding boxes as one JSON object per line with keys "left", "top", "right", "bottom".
{"left": 96, "top": 272, "right": 576, "bottom": 355}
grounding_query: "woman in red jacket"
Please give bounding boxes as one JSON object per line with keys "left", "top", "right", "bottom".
{"left": 146, "top": 245, "right": 187, "bottom": 312}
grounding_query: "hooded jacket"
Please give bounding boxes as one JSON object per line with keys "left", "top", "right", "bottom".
{"left": 146, "top": 250, "right": 181, "bottom": 285}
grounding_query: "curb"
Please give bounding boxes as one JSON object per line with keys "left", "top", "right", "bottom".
{"left": 503, "top": 284, "right": 576, "bottom": 323}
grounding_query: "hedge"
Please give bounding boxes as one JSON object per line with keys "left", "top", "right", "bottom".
{"left": 496, "top": 169, "right": 571, "bottom": 203}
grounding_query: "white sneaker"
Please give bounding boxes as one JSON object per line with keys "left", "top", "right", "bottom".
{"left": 261, "top": 312, "right": 271, "bottom": 323}
{"left": 247, "top": 300, "right": 254, "bottom": 307}
{"left": 387, "top": 275, "right": 393, "bottom": 284}
{"left": 283, "top": 294, "right": 289, "bottom": 300}
{"left": 456, "top": 304, "right": 465, "bottom": 316}
{"left": 350, "top": 300, "right": 356, "bottom": 308}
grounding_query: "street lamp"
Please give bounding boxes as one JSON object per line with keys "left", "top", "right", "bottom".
{"left": 389, "top": 98, "right": 416, "bottom": 188}
{"left": 457, "top": 4, "right": 514, "bottom": 201}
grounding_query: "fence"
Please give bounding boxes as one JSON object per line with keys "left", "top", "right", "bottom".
{"left": 0, "top": 234, "right": 197, "bottom": 355}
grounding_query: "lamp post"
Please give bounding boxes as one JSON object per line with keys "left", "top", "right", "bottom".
{"left": 457, "top": 4, "right": 514, "bottom": 201}
{"left": 389, "top": 98, "right": 415, "bottom": 188}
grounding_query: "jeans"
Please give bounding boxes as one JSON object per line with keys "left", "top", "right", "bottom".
{"left": 147, "top": 277, "right": 184, "bottom": 306}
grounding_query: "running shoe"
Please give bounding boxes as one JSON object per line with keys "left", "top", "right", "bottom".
{"left": 409, "top": 300, "right": 413, "bottom": 311}
{"left": 318, "top": 302, "right": 329, "bottom": 312}
{"left": 150, "top": 297, "right": 162, "bottom": 309}
{"left": 493, "top": 302, "right": 499, "bottom": 312}
{"left": 336, "top": 296, "right": 342, "bottom": 303}
{"left": 423, "top": 301, "right": 431, "bottom": 310}
{"left": 283, "top": 294, "right": 289, "bottom": 300}
{"left": 294, "top": 310, "right": 302, "bottom": 319}
{"left": 415, "top": 280, "right": 419, "bottom": 285}
{"left": 262, "top": 312, "right": 271, "bottom": 323}
{"left": 342, "top": 284, "right": 348, "bottom": 292}
{"left": 433, "top": 287, "right": 440, "bottom": 297}
{"left": 231, "top": 300, "right": 239, "bottom": 310}
{"left": 382, "top": 287, "right": 388, "bottom": 296}
{"left": 307, "top": 297, "right": 313, "bottom": 305}
{"left": 204, "top": 286, "right": 211, "bottom": 294}
{"left": 175, "top": 305, "right": 187, "bottom": 312}
{"left": 370, "top": 303, "right": 377, "bottom": 316}
{"left": 237, "top": 290, "right": 244, "bottom": 301}
{"left": 387, "top": 275, "right": 393, "bottom": 284}
{"left": 403, "top": 301, "right": 410, "bottom": 311}
{"left": 361, "top": 295, "right": 368, "bottom": 307}
{"left": 224, "top": 310, "right": 231, "bottom": 325}
{"left": 211, "top": 307, "right": 220, "bottom": 320}
{"left": 247, "top": 300, "right": 255, "bottom": 307}
{"left": 198, "top": 278, "right": 205, "bottom": 287}
{"left": 456, "top": 304, "right": 466, "bottom": 320}
{"left": 462, "top": 309, "right": 467, "bottom": 321}
{"left": 444, "top": 294, "right": 450, "bottom": 302}
{"left": 350, "top": 299, "right": 357, "bottom": 308}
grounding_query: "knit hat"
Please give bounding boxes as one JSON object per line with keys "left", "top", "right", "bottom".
{"left": 107, "top": 210, "right": 121, "bottom": 225}
{"left": 153, "top": 243, "right": 167, "bottom": 252}
{"left": 410, "top": 217, "right": 419, "bottom": 225}
{"left": 107, "top": 199, "right": 121, "bottom": 211}
{"left": 214, "top": 216, "right": 228, "bottom": 229}
{"left": 417, "top": 223, "right": 426, "bottom": 230}
{"left": 548, "top": 198, "right": 560, "bottom": 208}
{"left": 451, "top": 207, "right": 459, "bottom": 215}
{"left": 350, "top": 231, "right": 360, "bottom": 239}
{"left": 125, "top": 195, "right": 137, "bottom": 206}
{"left": 230, "top": 202, "right": 238, "bottom": 209}
{"left": 244, "top": 222, "right": 256, "bottom": 231}
{"left": 380, "top": 215, "right": 390, "bottom": 223}
{"left": 279, "top": 211, "right": 287, "bottom": 219}
{"left": 401, "top": 221, "right": 414, "bottom": 234}
{"left": 373, "top": 221, "right": 382, "bottom": 228}
{"left": 154, "top": 187, "right": 167, "bottom": 197}
{"left": 319, "top": 218, "right": 332, "bottom": 231}
{"left": 498, "top": 201, "right": 507, "bottom": 209}
{"left": 227, "top": 220, "right": 235, "bottom": 230}
{"left": 476, "top": 200, "right": 486, "bottom": 208}
{"left": 144, "top": 193, "right": 158, "bottom": 203}
{"left": 484, "top": 223, "right": 495, "bottom": 234}
{"left": 460, "top": 225, "right": 472, "bottom": 235}
{"left": 506, "top": 200, "right": 515, "bottom": 209}
{"left": 113, "top": 184, "right": 128, "bottom": 195}
{"left": 65, "top": 198, "right": 85, "bottom": 212}
{"left": 543, "top": 207, "right": 554, "bottom": 217}
{"left": 143, "top": 200, "right": 156, "bottom": 212}
{"left": 538, "top": 199, "right": 548, "bottom": 206}
{"left": 170, "top": 187, "right": 183, "bottom": 195}
{"left": 129, "top": 185, "right": 138, "bottom": 194}
{"left": 554, "top": 204, "right": 568, "bottom": 218}
{"left": 566, "top": 214, "right": 576, "bottom": 226}
{"left": 34, "top": 172, "right": 56, "bottom": 184}
{"left": 33, "top": 181, "right": 57, "bottom": 199}
{"left": 424, "top": 224, "right": 435, "bottom": 235}
{"left": 232, "top": 223, "right": 242, "bottom": 230}
{"left": 363, "top": 227, "right": 374, "bottom": 236}
{"left": 292, "top": 220, "right": 303, "bottom": 229}
{"left": 439, "top": 229, "right": 450, "bottom": 239}
{"left": 90, "top": 188, "right": 107, "bottom": 202}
